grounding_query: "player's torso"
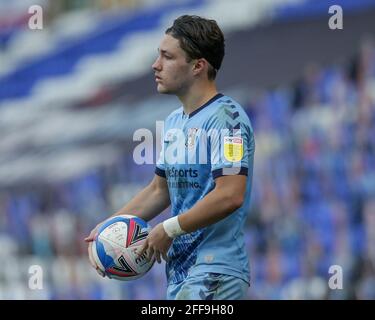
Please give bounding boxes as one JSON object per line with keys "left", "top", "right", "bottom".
{"left": 161, "top": 95, "right": 254, "bottom": 285}
{"left": 162, "top": 110, "right": 215, "bottom": 215}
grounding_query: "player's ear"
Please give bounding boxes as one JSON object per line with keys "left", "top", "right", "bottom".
{"left": 192, "top": 58, "right": 207, "bottom": 76}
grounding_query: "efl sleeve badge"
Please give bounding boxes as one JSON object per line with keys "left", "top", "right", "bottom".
{"left": 223, "top": 136, "right": 243, "bottom": 162}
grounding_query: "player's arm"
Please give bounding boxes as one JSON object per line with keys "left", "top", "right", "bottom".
{"left": 85, "top": 174, "right": 170, "bottom": 240}
{"left": 84, "top": 174, "right": 170, "bottom": 274}
{"left": 177, "top": 174, "right": 246, "bottom": 232}
{"left": 113, "top": 174, "right": 170, "bottom": 222}
{"left": 138, "top": 174, "right": 246, "bottom": 263}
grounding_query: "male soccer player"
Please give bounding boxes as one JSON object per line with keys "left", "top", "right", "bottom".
{"left": 85, "top": 15, "right": 255, "bottom": 300}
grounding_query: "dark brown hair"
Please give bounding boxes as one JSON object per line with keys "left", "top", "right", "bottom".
{"left": 166, "top": 15, "right": 225, "bottom": 80}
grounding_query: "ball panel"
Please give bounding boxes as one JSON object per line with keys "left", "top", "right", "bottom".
{"left": 99, "top": 221, "right": 128, "bottom": 248}
{"left": 127, "top": 219, "right": 150, "bottom": 246}
{"left": 92, "top": 215, "right": 154, "bottom": 281}
{"left": 126, "top": 241, "right": 155, "bottom": 274}
{"left": 97, "top": 215, "right": 134, "bottom": 235}
{"left": 91, "top": 240, "right": 105, "bottom": 273}
{"left": 131, "top": 216, "right": 150, "bottom": 229}
{"left": 95, "top": 237, "right": 111, "bottom": 269}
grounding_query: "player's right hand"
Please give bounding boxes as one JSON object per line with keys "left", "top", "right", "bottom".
{"left": 84, "top": 223, "right": 106, "bottom": 278}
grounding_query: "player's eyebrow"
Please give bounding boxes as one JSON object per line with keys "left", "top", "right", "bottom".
{"left": 158, "top": 48, "right": 172, "bottom": 56}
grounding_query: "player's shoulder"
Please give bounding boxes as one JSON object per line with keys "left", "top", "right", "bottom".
{"left": 165, "top": 107, "right": 183, "bottom": 123}
{"left": 214, "top": 94, "right": 247, "bottom": 115}
{"left": 206, "top": 94, "right": 252, "bottom": 129}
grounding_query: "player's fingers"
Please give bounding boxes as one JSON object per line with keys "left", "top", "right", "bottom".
{"left": 161, "top": 251, "right": 168, "bottom": 262}
{"left": 96, "top": 267, "right": 105, "bottom": 278}
{"left": 155, "top": 251, "right": 161, "bottom": 264}
{"left": 147, "top": 247, "right": 154, "bottom": 262}
{"left": 84, "top": 229, "right": 97, "bottom": 242}
{"left": 84, "top": 236, "right": 93, "bottom": 242}
{"left": 137, "top": 240, "right": 148, "bottom": 257}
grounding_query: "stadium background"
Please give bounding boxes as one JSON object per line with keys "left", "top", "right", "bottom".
{"left": 0, "top": 0, "right": 374, "bottom": 299}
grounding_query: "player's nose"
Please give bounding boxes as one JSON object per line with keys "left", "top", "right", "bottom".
{"left": 152, "top": 56, "right": 162, "bottom": 71}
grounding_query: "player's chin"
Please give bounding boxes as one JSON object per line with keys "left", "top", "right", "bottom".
{"left": 156, "top": 84, "right": 172, "bottom": 94}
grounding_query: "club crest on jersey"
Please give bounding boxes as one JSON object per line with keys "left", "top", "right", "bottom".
{"left": 164, "top": 131, "right": 175, "bottom": 143}
{"left": 223, "top": 136, "right": 243, "bottom": 162}
{"left": 186, "top": 128, "right": 199, "bottom": 149}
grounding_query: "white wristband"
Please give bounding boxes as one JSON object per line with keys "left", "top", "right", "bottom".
{"left": 163, "top": 216, "right": 186, "bottom": 239}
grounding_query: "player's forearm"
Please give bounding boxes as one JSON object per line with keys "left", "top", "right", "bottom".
{"left": 113, "top": 183, "right": 170, "bottom": 222}
{"left": 178, "top": 187, "right": 244, "bottom": 233}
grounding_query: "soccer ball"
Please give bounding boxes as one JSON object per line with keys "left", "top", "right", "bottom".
{"left": 91, "top": 214, "right": 154, "bottom": 280}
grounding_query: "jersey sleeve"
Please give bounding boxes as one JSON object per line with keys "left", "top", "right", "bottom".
{"left": 155, "top": 126, "right": 166, "bottom": 178}
{"left": 208, "top": 108, "right": 255, "bottom": 179}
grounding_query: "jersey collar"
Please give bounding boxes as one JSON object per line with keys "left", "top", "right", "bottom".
{"left": 183, "top": 93, "right": 224, "bottom": 119}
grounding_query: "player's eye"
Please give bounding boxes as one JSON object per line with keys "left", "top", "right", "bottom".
{"left": 162, "top": 52, "right": 172, "bottom": 59}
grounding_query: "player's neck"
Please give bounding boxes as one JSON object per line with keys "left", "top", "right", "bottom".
{"left": 178, "top": 81, "right": 218, "bottom": 116}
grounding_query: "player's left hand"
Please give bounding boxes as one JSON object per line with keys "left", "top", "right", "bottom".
{"left": 138, "top": 223, "right": 172, "bottom": 264}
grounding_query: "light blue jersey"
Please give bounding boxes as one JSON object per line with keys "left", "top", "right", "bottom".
{"left": 155, "top": 93, "right": 255, "bottom": 286}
